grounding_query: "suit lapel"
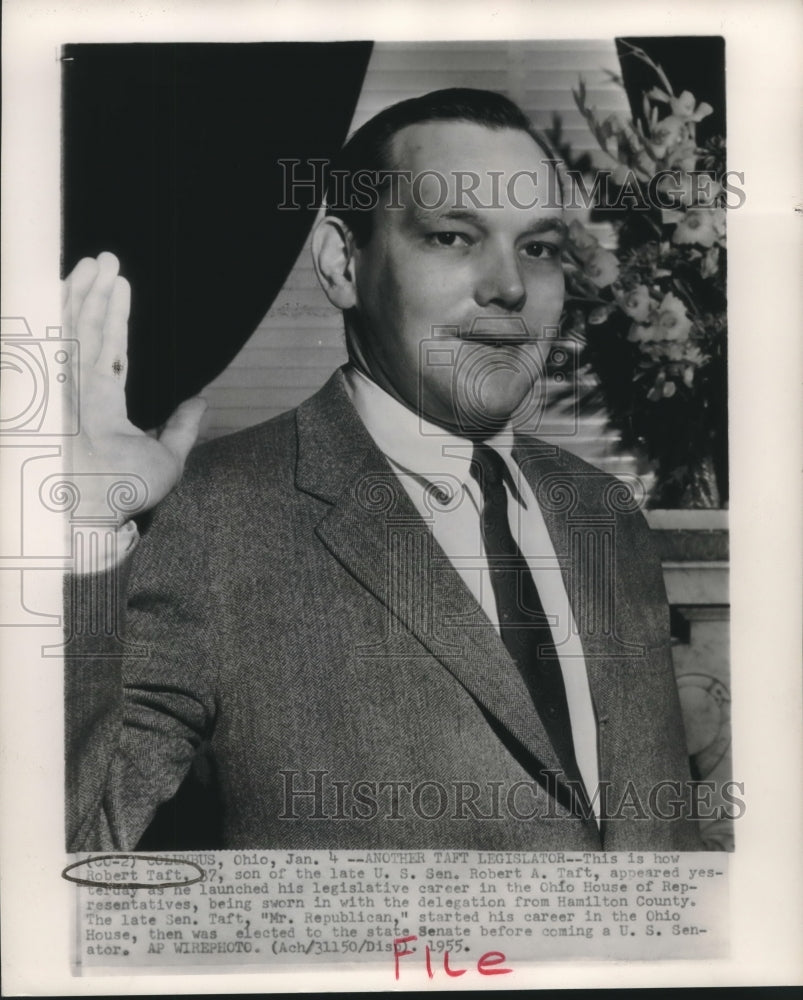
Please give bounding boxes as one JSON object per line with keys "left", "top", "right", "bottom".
{"left": 295, "top": 372, "right": 566, "bottom": 776}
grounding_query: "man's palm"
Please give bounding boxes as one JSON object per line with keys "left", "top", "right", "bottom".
{"left": 64, "top": 252, "right": 206, "bottom": 518}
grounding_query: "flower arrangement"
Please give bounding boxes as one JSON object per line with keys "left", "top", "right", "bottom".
{"left": 558, "top": 43, "right": 728, "bottom": 508}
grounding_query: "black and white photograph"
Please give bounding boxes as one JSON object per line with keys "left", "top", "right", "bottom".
{"left": 61, "top": 34, "right": 733, "bottom": 857}
{"left": 1, "top": 0, "right": 801, "bottom": 994}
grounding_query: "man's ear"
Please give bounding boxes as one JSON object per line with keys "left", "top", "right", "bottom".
{"left": 311, "top": 216, "right": 358, "bottom": 311}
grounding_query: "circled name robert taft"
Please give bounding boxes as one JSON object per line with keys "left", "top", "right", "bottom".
{"left": 64, "top": 89, "right": 704, "bottom": 852}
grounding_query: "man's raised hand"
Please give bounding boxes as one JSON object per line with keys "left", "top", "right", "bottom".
{"left": 63, "top": 252, "right": 206, "bottom": 520}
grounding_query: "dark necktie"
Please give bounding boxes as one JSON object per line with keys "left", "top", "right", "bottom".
{"left": 469, "top": 444, "right": 591, "bottom": 816}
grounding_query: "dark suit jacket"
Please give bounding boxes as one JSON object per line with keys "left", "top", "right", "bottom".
{"left": 66, "top": 368, "right": 703, "bottom": 851}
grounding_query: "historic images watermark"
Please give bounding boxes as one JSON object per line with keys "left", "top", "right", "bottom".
{"left": 277, "top": 770, "right": 746, "bottom": 824}
{"left": 278, "top": 160, "right": 746, "bottom": 213}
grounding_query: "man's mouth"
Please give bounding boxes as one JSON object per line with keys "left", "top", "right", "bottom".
{"left": 461, "top": 316, "right": 534, "bottom": 345}
{"left": 464, "top": 333, "right": 531, "bottom": 347}
{"left": 431, "top": 319, "right": 538, "bottom": 347}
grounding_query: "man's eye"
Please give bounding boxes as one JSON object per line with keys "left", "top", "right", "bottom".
{"left": 523, "top": 242, "right": 560, "bottom": 260}
{"left": 428, "top": 231, "right": 471, "bottom": 248}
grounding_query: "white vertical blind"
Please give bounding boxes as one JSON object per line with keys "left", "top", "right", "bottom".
{"left": 201, "top": 40, "right": 634, "bottom": 473}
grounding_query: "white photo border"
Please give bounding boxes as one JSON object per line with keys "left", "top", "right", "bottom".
{"left": 1, "top": 0, "right": 801, "bottom": 993}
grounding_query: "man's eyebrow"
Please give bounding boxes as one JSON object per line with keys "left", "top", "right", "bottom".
{"left": 411, "top": 208, "right": 487, "bottom": 227}
{"left": 522, "top": 217, "right": 567, "bottom": 238}
{"left": 411, "top": 207, "right": 567, "bottom": 238}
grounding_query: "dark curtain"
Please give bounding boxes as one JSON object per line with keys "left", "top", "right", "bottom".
{"left": 62, "top": 42, "right": 373, "bottom": 430}
{"left": 615, "top": 36, "right": 725, "bottom": 143}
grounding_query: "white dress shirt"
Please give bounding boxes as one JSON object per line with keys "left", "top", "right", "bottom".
{"left": 343, "top": 364, "right": 600, "bottom": 816}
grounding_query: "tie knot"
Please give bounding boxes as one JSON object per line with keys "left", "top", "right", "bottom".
{"left": 470, "top": 444, "right": 510, "bottom": 495}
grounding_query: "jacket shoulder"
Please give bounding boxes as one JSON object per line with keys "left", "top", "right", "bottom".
{"left": 185, "top": 408, "right": 297, "bottom": 482}
{"left": 143, "top": 408, "right": 300, "bottom": 539}
{"left": 517, "top": 438, "right": 649, "bottom": 524}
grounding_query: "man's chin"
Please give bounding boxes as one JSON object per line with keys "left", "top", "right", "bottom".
{"left": 442, "top": 398, "right": 529, "bottom": 440}
{"left": 455, "top": 378, "right": 536, "bottom": 430}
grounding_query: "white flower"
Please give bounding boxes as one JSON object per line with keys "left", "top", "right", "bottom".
{"left": 646, "top": 371, "right": 677, "bottom": 401}
{"left": 700, "top": 246, "right": 720, "bottom": 278}
{"left": 584, "top": 249, "right": 620, "bottom": 288}
{"left": 616, "top": 284, "right": 652, "bottom": 323}
{"left": 649, "top": 87, "right": 714, "bottom": 123}
{"left": 649, "top": 115, "right": 685, "bottom": 157}
{"left": 588, "top": 305, "right": 611, "bottom": 325}
{"left": 654, "top": 292, "right": 693, "bottom": 341}
{"left": 567, "top": 220, "right": 599, "bottom": 262}
{"left": 683, "top": 345, "right": 707, "bottom": 366}
{"left": 670, "top": 90, "right": 714, "bottom": 123}
{"left": 672, "top": 208, "right": 726, "bottom": 248}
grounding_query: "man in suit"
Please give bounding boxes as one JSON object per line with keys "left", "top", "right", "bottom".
{"left": 64, "top": 89, "right": 703, "bottom": 851}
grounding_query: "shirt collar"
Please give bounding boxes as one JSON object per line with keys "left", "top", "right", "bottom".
{"left": 342, "top": 364, "right": 524, "bottom": 504}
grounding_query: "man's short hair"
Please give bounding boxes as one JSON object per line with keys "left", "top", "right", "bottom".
{"left": 325, "top": 87, "right": 560, "bottom": 246}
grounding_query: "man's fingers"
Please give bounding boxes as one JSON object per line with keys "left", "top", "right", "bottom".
{"left": 158, "top": 397, "right": 208, "bottom": 467}
{"left": 63, "top": 257, "right": 100, "bottom": 339}
{"left": 95, "top": 276, "right": 131, "bottom": 378}
{"left": 75, "top": 252, "right": 120, "bottom": 365}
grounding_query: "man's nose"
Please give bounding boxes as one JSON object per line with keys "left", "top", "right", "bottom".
{"left": 474, "top": 242, "right": 526, "bottom": 311}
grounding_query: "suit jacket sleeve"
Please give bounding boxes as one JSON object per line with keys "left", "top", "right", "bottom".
{"left": 64, "top": 469, "right": 220, "bottom": 852}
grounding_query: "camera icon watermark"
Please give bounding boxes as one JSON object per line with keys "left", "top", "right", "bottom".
{"left": 0, "top": 317, "right": 79, "bottom": 436}
{"left": 417, "top": 318, "right": 576, "bottom": 440}
{"left": 0, "top": 315, "right": 145, "bottom": 652}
